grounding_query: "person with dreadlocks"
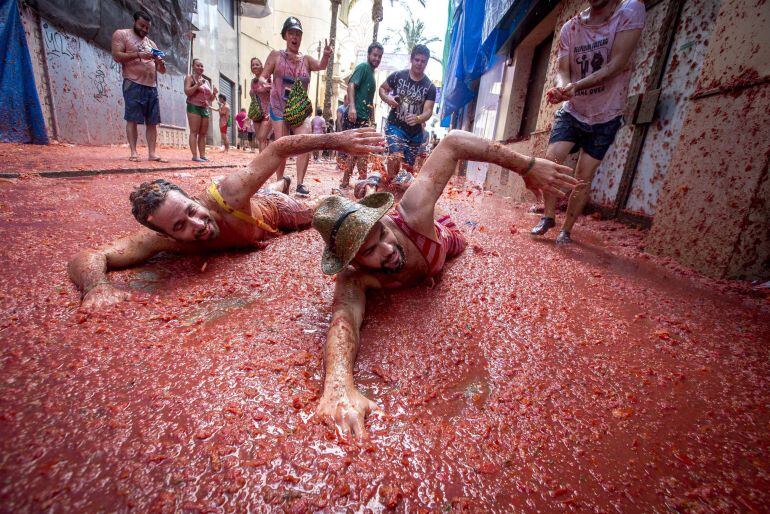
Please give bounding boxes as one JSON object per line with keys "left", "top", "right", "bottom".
{"left": 68, "top": 129, "right": 385, "bottom": 311}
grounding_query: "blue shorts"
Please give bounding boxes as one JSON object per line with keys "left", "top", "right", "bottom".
{"left": 549, "top": 109, "right": 622, "bottom": 160}
{"left": 122, "top": 79, "right": 160, "bottom": 125}
{"left": 385, "top": 124, "right": 427, "bottom": 166}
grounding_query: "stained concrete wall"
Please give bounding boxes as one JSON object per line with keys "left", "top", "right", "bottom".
{"left": 474, "top": 0, "right": 768, "bottom": 279}
{"left": 20, "top": 5, "right": 189, "bottom": 147}
{"left": 646, "top": 0, "right": 770, "bottom": 279}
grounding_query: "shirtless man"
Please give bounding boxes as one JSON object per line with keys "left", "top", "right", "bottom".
{"left": 214, "top": 94, "right": 231, "bottom": 153}
{"left": 312, "top": 130, "right": 579, "bottom": 437}
{"left": 68, "top": 129, "right": 385, "bottom": 310}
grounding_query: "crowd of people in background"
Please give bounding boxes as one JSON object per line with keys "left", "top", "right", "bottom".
{"left": 110, "top": 11, "right": 443, "bottom": 200}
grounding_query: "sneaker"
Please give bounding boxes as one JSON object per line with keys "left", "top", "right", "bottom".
{"left": 192, "top": 157, "right": 204, "bottom": 162}
{"left": 556, "top": 230, "right": 572, "bottom": 245}
{"left": 530, "top": 216, "right": 555, "bottom": 235}
{"left": 200, "top": 156, "right": 210, "bottom": 162}
{"left": 296, "top": 184, "right": 310, "bottom": 196}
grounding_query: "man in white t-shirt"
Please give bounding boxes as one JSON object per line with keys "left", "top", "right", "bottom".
{"left": 531, "top": 0, "right": 645, "bottom": 244}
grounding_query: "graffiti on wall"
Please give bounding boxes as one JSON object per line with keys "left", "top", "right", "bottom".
{"left": 39, "top": 20, "right": 187, "bottom": 144}
{"left": 42, "top": 23, "right": 80, "bottom": 60}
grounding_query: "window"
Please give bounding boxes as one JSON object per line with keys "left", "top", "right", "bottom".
{"left": 519, "top": 35, "right": 553, "bottom": 137}
{"left": 218, "top": 0, "right": 234, "bottom": 27}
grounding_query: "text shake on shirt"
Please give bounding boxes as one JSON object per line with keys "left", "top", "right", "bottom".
{"left": 385, "top": 69, "right": 437, "bottom": 137}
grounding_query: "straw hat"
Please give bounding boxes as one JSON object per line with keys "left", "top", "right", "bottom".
{"left": 313, "top": 192, "right": 394, "bottom": 275}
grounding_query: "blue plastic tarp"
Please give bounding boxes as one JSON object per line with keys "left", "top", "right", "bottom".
{"left": 440, "top": 0, "right": 537, "bottom": 125}
{"left": 0, "top": 0, "right": 49, "bottom": 144}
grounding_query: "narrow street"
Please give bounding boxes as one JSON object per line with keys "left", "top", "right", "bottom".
{"left": 0, "top": 157, "right": 767, "bottom": 511}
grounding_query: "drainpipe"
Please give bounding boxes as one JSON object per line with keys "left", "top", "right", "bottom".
{"left": 315, "top": 41, "right": 321, "bottom": 109}
{"left": 34, "top": 10, "right": 59, "bottom": 141}
{"left": 236, "top": 1, "right": 241, "bottom": 113}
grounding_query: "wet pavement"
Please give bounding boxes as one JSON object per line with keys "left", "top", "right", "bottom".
{"left": 0, "top": 158, "right": 768, "bottom": 512}
{"left": 0, "top": 142, "right": 254, "bottom": 176}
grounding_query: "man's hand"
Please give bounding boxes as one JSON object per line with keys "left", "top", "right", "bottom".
{"left": 348, "top": 107, "right": 357, "bottom": 123}
{"left": 559, "top": 83, "right": 577, "bottom": 100}
{"left": 138, "top": 51, "right": 153, "bottom": 60}
{"left": 545, "top": 83, "right": 576, "bottom": 104}
{"left": 316, "top": 384, "right": 380, "bottom": 439}
{"left": 545, "top": 86, "right": 566, "bottom": 104}
{"left": 338, "top": 128, "right": 385, "bottom": 155}
{"left": 522, "top": 158, "right": 579, "bottom": 201}
{"left": 404, "top": 113, "right": 421, "bottom": 126}
{"left": 384, "top": 96, "right": 399, "bottom": 109}
{"left": 81, "top": 283, "right": 130, "bottom": 311}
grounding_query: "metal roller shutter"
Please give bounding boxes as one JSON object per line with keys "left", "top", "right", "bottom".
{"left": 219, "top": 74, "right": 235, "bottom": 145}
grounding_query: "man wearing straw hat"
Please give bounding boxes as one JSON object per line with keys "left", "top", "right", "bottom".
{"left": 312, "top": 130, "right": 578, "bottom": 437}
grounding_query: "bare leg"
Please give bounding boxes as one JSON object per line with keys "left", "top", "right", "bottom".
{"left": 257, "top": 121, "right": 271, "bottom": 153}
{"left": 270, "top": 119, "right": 289, "bottom": 180}
{"left": 357, "top": 156, "right": 368, "bottom": 179}
{"left": 561, "top": 150, "right": 602, "bottom": 234}
{"left": 386, "top": 154, "right": 401, "bottom": 182}
{"left": 146, "top": 124, "right": 158, "bottom": 159}
{"left": 198, "top": 117, "right": 209, "bottom": 159}
{"left": 187, "top": 112, "right": 201, "bottom": 159}
{"left": 126, "top": 122, "right": 139, "bottom": 158}
{"left": 292, "top": 118, "right": 312, "bottom": 187}
{"left": 340, "top": 157, "right": 353, "bottom": 188}
{"left": 222, "top": 128, "right": 230, "bottom": 152}
{"left": 264, "top": 177, "right": 291, "bottom": 194}
{"left": 542, "top": 141, "right": 574, "bottom": 219}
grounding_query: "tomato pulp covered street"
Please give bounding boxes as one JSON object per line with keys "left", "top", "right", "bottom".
{"left": 0, "top": 164, "right": 768, "bottom": 511}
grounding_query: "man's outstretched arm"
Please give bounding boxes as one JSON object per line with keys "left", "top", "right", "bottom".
{"left": 399, "top": 130, "right": 579, "bottom": 235}
{"left": 68, "top": 230, "right": 182, "bottom": 310}
{"left": 217, "top": 128, "right": 386, "bottom": 209}
{"left": 316, "top": 270, "right": 382, "bottom": 439}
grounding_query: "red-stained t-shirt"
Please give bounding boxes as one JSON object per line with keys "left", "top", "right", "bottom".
{"left": 558, "top": 0, "right": 646, "bottom": 124}
{"left": 112, "top": 28, "right": 159, "bottom": 88}
{"left": 235, "top": 111, "right": 247, "bottom": 131}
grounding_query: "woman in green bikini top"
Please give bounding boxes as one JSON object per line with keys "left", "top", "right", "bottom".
{"left": 184, "top": 58, "right": 217, "bottom": 162}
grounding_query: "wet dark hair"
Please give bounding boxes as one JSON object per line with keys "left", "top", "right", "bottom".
{"left": 133, "top": 10, "right": 152, "bottom": 23}
{"left": 411, "top": 44, "right": 430, "bottom": 60}
{"left": 368, "top": 42, "right": 384, "bottom": 54}
{"left": 219, "top": 94, "right": 227, "bottom": 102}
{"left": 316, "top": 107, "right": 322, "bottom": 116}
{"left": 130, "top": 179, "right": 190, "bottom": 232}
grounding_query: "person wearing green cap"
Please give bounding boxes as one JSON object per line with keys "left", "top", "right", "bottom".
{"left": 312, "top": 130, "right": 579, "bottom": 438}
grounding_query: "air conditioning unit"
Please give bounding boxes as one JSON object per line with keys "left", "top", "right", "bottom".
{"left": 241, "top": 0, "right": 271, "bottom": 18}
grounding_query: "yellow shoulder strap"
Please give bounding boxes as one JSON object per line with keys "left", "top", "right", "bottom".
{"left": 207, "top": 182, "right": 278, "bottom": 234}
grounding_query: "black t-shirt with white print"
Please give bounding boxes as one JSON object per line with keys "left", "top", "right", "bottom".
{"left": 385, "top": 69, "right": 437, "bottom": 137}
